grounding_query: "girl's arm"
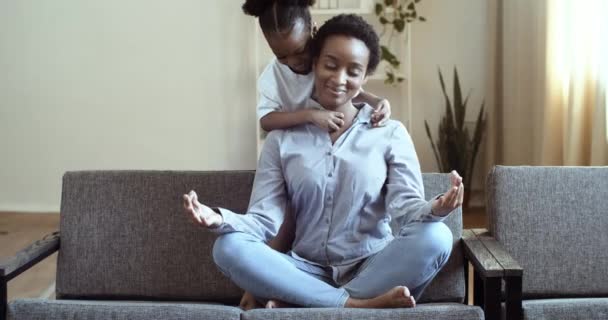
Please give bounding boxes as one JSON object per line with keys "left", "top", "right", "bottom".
{"left": 353, "top": 90, "right": 391, "bottom": 127}
{"left": 261, "top": 109, "right": 346, "bottom": 132}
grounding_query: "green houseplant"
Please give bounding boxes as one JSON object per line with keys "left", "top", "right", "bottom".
{"left": 374, "top": 0, "right": 425, "bottom": 85}
{"left": 424, "top": 68, "right": 486, "bottom": 207}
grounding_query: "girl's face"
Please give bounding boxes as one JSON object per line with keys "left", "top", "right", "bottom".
{"left": 264, "top": 19, "right": 312, "bottom": 75}
{"left": 313, "top": 35, "right": 369, "bottom": 110}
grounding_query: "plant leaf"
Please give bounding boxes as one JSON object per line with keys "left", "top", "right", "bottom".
{"left": 381, "top": 46, "right": 400, "bottom": 67}
{"left": 425, "top": 120, "right": 443, "bottom": 172}
{"left": 375, "top": 3, "right": 384, "bottom": 15}
{"left": 393, "top": 18, "right": 405, "bottom": 32}
{"left": 453, "top": 67, "right": 465, "bottom": 131}
{"left": 438, "top": 68, "right": 455, "bottom": 130}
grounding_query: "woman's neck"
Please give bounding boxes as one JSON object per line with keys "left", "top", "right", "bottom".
{"left": 328, "top": 102, "right": 359, "bottom": 143}
{"left": 334, "top": 102, "right": 358, "bottom": 120}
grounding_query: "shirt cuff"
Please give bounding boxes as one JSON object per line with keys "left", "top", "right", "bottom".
{"left": 207, "top": 207, "right": 240, "bottom": 234}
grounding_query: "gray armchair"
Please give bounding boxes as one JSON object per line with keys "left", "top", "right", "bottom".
{"left": 475, "top": 166, "right": 608, "bottom": 320}
{"left": 2, "top": 171, "right": 495, "bottom": 320}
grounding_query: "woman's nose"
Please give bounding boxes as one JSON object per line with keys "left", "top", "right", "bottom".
{"left": 331, "top": 70, "right": 347, "bottom": 85}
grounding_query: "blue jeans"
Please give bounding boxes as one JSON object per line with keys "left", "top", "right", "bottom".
{"left": 212, "top": 221, "right": 453, "bottom": 308}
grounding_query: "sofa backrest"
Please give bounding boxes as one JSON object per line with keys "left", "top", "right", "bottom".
{"left": 57, "top": 171, "right": 464, "bottom": 303}
{"left": 487, "top": 166, "right": 608, "bottom": 298}
{"left": 417, "top": 173, "right": 465, "bottom": 303}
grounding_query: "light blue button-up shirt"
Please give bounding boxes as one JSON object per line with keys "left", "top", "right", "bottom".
{"left": 215, "top": 104, "right": 446, "bottom": 284}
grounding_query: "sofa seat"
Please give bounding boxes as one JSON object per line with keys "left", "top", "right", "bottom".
{"left": 7, "top": 299, "right": 485, "bottom": 320}
{"left": 523, "top": 298, "right": 608, "bottom": 320}
{"left": 242, "top": 303, "right": 484, "bottom": 320}
{"left": 7, "top": 299, "right": 242, "bottom": 320}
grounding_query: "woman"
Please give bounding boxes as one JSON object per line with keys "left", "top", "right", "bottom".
{"left": 183, "top": 14, "right": 464, "bottom": 309}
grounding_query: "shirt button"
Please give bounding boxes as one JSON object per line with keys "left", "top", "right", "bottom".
{"left": 326, "top": 218, "right": 330, "bottom": 223}
{"left": 328, "top": 172, "right": 333, "bottom": 177}
{"left": 326, "top": 151, "right": 331, "bottom": 156}
{"left": 321, "top": 241, "right": 325, "bottom": 246}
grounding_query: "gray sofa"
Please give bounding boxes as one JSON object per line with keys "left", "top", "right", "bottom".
{"left": 474, "top": 166, "right": 608, "bottom": 320}
{"left": 1, "top": 171, "right": 491, "bottom": 320}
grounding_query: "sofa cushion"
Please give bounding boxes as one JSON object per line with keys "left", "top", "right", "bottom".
{"left": 57, "top": 171, "right": 464, "bottom": 303}
{"left": 57, "top": 171, "right": 254, "bottom": 302}
{"left": 523, "top": 298, "right": 608, "bottom": 320}
{"left": 7, "top": 299, "right": 242, "bottom": 320}
{"left": 242, "top": 303, "right": 483, "bottom": 320}
{"left": 487, "top": 166, "right": 608, "bottom": 298}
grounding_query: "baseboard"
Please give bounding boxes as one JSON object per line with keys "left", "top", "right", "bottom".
{"left": 0, "top": 204, "right": 60, "bottom": 214}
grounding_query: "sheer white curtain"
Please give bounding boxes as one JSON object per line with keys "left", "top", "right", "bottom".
{"left": 489, "top": 0, "right": 608, "bottom": 166}
{"left": 543, "top": 0, "right": 608, "bottom": 165}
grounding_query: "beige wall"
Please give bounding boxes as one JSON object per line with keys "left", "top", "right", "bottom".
{"left": 0, "top": 1, "right": 258, "bottom": 212}
{"left": 0, "top": 1, "right": 493, "bottom": 212}
{"left": 410, "top": 0, "right": 492, "bottom": 194}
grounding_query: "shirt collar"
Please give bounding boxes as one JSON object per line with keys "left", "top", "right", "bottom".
{"left": 353, "top": 103, "right": 374, "bottom": 124}
{"left": 305, "top": 99, "right": 375, "bottom": 124}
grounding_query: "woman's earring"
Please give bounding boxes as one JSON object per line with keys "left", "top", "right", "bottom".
{"left": 311, "top": 22, "right": 318, "bottom": 37}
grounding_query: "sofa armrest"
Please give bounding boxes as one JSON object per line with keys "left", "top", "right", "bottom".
{"left": 1, "top": 231, "right": 59, "bottom": 320}
{"left": 462, "top": 229, "right": 503, "bottom": 278}
{"left": 462, "top": 229, "right": 503, "bottom": 320}
{"left": 0, "top": 231, "right": 60, "bottom": 281}
{"left": 471, "top": 229, "right": 522, "bottom": 320}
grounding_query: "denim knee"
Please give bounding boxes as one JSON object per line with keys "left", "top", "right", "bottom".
{"left": 212, "top": 232, "right": 246, "bottom": 271}
{"left": 405, "top": 222, "right": 453, "bottom": 261}
{"left": 425, "top": 222, "right": 453, "bottom": 262}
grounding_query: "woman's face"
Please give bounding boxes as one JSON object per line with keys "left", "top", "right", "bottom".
{"left": 313, "top": 35, "right": 369, "bottom": 110}
{"left": 264, "top": 19, "right": 312, "bottom": 75}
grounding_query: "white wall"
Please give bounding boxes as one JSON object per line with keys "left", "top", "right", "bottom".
{"left": 0, "top": 1, "right": 258, "bottom": 212}
{"left": 0, "top": 1, "right": 493, "bottom": 212}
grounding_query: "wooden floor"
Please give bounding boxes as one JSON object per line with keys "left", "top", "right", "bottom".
{"left": 1, "top": 208, "right": 487, "bottom": 302}
{"left": 0, "top": 212, "right": 59, "bottom": 301}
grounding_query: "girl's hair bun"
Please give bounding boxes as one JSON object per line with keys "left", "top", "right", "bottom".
{"left": 282, "top": 0, "right": 316, "bottom": 6}
{"left": 242, "top": 0, "right": 274, "bottom": 17}
{"left": 242, "top": 0, "right": 315, "bottom": 17}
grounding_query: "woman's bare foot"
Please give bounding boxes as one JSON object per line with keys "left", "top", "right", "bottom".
{"left": 345, "top": 286, "right": 416, "bottom": 309}
{"left": 239, "top": 292, "right": 263, "bottom": 310}
{"left": 265, "top": 299, "right": 294, "bottom": 308}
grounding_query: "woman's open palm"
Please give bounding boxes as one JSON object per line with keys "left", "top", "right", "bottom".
{"left": 182, "top": 190, "right": 223, "bottom": 228}
{"left": 431, "top": 171, "right": 465, "bottom": 217}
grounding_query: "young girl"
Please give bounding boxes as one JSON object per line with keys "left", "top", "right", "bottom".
{"left": 242, "top": 0, "right": 391, "bottom": 132}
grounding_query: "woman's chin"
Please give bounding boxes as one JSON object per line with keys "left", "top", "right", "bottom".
{"left": 319, "top": 101, "right": 340, "bottom": 110}
{"left": 318, "top": 97, "right": 346, "bottom": 110}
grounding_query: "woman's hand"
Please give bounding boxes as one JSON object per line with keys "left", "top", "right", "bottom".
{"left": 239, "top": 291, "right": 262, "bottom": 310}
{"left": 182, "top": 190, "right": 223, "bottom": 228}
{"left": 309, "top": 109, "right": 345, "bottom": 132}
{"left": 371, "top": 98, "right": 391, "bottom": 127}
{"left": 431, "top": 171, "right": 464, "bottom": 217}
